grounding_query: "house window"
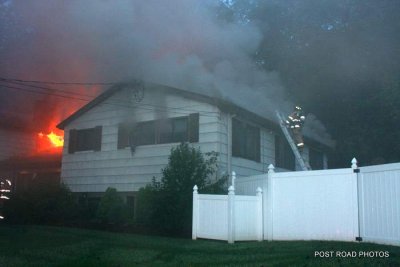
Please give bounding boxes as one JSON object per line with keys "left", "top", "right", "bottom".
{"left": 309, "top": 148, "right": 324, "bottom": 170}
{"left": 158, "top": 117, "right": 188, "bottom": 144}
{"left": 136, "top": 121, "right": 156, "bottom": 146}
{"left": 275, "top": 135, "right": 295, "bottom": 170}
{"left": 68, "top": 126, "right": 102, "bottom": 153}
{"left": 118, "top": 113, "right": 199, "bottom": 149}
{"left": 232, "top": 118, "right": 260, "bottom": 162}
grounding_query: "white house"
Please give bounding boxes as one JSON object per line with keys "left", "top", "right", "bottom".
{"left": 57, "top": 81, "right": 334, "bottom": 209}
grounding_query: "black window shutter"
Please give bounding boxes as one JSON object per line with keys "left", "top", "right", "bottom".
{"left": 68, "top": 129, "right": 77, "bottom": 154}
{"left": 118, "top": 123, "right": 130, "bottom": 149}
{"left": 188, "top": 113, "right": 199, "bottom": 143}
{"left": 93, "top": 126, "right": 102, "bottom": 151}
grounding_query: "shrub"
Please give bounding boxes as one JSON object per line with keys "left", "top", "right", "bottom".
{"left": 96, "top": 187, "right": 128, "bottom": 224}
{"left": 3, "top": 183, "right": 77, "bottom": 224}
{"left": 136, "top": 143, "right": 226, "bottom": 236}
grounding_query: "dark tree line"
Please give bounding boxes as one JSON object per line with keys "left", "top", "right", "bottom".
{"left": 219, "top": 0, "right": 400, "bottom": 167}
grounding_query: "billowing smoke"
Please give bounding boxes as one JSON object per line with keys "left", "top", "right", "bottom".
{"left": 0, "top": 0, "right": 332, "bottom": 144}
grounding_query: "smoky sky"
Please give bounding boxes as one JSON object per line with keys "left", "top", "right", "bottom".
{"left": 249, "top": 0, "right": 400, "bottom": 102}
{"left": 0, "top": 0, "right": 289, "bottom": 125}
{"left": 2, "top": 0, "right": 397, "bottom": 145}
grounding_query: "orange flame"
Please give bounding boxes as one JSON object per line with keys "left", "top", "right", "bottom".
{"left": 38, "top": 131, "right": 64, "bottom": 148}
{"left": 47, "top": 131, "right": 64, "bottom": 147}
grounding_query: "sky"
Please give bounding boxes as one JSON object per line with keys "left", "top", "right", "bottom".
{"left": 0, "top": 0, "right": 291, "bottom": 130}
{"left": 1, "top": 0, "right": 399, "bottom": 154}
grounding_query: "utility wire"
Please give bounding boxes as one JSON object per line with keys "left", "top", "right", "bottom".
{"left": 0, "top": 77, "right": 221, "bottom": 114}
{"left": 0, "top": 84, "right": 91, "bottom": 102}
{"left": 0, "top": 79, "right": 221, "bottom": 116}
{"left": 0, "top": 77, "right": 116, "bottom": 86}
{"left": 0, "top": 83, "right": 220, "bottom": 118}
{"left": 0, "top": 79, "right": 102, "bottom": 99}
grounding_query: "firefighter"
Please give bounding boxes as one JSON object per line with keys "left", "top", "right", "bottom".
{"left": 0, "top": 178, "right": 11, "bottom": 220}
{"left": 285, "top": 106, "right": 306, "bottom": 148}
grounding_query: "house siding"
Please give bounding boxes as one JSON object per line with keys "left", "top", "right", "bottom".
{"left": 60, "top": 85, "right": 329, "bottom": 193}
{"left": 61, "top": 87, "right": 223, "bottom": 192}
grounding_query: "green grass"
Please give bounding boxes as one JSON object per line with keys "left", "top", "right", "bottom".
{"left": 0, "top": 225, "right": 399, "bottom": 266}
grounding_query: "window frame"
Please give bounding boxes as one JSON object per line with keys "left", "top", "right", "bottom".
{"left": 275, "top": 135, "right": 295, "bottom": 170}
{"left": 117, "top": 113, "right": 199, "bottom": 149}
{"left": 68, "top": 126, "right": 102, "bottom": 153}
{"left": 232, "top": 118, "right": 261, "bottom": 162}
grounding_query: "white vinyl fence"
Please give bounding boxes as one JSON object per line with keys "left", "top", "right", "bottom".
{"left": 268, "top": 167, "right": 359, "bottom": 241}
{"left": 192, "top": 185, "right": 263, "bottom": 243}
{"left": 358, "top": 163, "right": 400, "bottom": 246}
{"left": 193, "top": 159, "right": 400, "bottom": 246}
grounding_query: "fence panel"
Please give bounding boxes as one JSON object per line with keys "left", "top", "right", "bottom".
{"left": 235, "top": 174, "right": 266, "bottom": 195}
{"left": 193, "top": 186, "right": 263, "bottom": 242}
{"left": 234, "top": 195, "right": 262, "bottom": 241}
{"left": 196, "top": 194, "right": 228, "bottom": 240}
{"left": 359, "top": 163, "right": 400, "bottom": 246}
{"left": 194, "top": 162, "right": 400, "bottom": 246}
{"left": 271, "top": 168, "right": 359, "bottom": 241}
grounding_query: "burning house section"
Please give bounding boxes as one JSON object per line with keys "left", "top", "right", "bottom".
{"left": 0, "top": 100, "right": 67, "bottom": 193}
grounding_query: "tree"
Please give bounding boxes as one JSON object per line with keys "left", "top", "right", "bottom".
{"left": 136, "top": 143, "right": 226, "bottom": 236}
{"left": 218, "top": 1, "right": 400, "bottom": 167}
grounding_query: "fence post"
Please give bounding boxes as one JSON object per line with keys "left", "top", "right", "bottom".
{"left": 192, "top": 185, "right": 198, "bottom": 240}
{"left": 231, "top": 171, "right": 236, "bottom": 188}
{"left": 228, "top": 185, "right": 235, "bottom": 244}
{"left": 351, "top": 157, "right": 362, "bottom": 241}
{"left": 351, "top": 158, "right": 358, "bottom": 170}
{"left": 256, "top": 187, "right": 263, "bottom": 241}
{"left": 266, "top": 164, "right": 275, "bottom": 241}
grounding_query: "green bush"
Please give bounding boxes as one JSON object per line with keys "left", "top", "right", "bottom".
{"left": 96, "top": 187, "right": 128, "bottom": 224}
{"left": 136, "top": 143, "right": 226, "bottom": 236}
{"left": 3, "top": 183, "right": 78, "bottom": 224}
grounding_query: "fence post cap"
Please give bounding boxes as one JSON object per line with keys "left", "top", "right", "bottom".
{"left": 256, "top": 187, "right": 262, "bottom": 194}
{"left": 228, "top": 185, "right": 235, "bottom": 194}
{"left": 231, "top": 171, "right": 236, "bottom": 177}
{"left": 351, "top": 158, "right": 358, "bottom": 169}
{"left": 268, "top": 164, "right": 275, "bottom": 173}
{"left": 193, "top": 185, "right": 198, "bottom": 192}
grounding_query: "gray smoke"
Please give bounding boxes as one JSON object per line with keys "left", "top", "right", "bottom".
{"left": 0, "top": 0, "right": 332, "bottom": 144}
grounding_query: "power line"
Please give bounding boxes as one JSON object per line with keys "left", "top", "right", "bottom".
{"left": 0, "top": 84, "right": 91, "bottom": 102}
{"left": 0, "top": 83, "right": 220, "bottom": 118}
{"left": 0, "top": 78, "right": 102, "bottom": 99}
{"left": 0, "top": 77, "right": 116, "bottom": 86}
{"left": 0, "top": 79, "right": 221, "bottom": 116}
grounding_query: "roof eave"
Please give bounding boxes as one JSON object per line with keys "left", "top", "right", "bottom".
{"left": 56, "top": 84, "right": 123, "bottom": 130}
{"left": 56, "top": 81, "right": 334, "bottom": 150}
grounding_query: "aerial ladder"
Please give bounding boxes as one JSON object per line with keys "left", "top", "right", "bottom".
{"left": 276, "top": 111, "right": 311, "bottom": 171}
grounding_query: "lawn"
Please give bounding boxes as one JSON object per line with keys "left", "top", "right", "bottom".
{"left": 0, "top": 225, "right": 399, "bottom": 267}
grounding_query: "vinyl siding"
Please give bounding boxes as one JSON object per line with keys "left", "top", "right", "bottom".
{"left": 60, "top": 86, "right": 326, "bottom": 193}
{"left": 61, "top": 87, "right": 223, "bottom": 192}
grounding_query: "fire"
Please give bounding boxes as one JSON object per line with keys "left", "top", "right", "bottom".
{"left": 38, "top": 131, "right": 64, "bottom": 150}
{"left": 31, "top": 83, "right": 100, "bottom": 154}
{"left": 45, "top": 131, "right": 64, "bottom": 147}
